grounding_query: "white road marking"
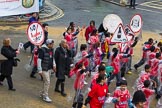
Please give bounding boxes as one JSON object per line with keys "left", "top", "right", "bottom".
{"left": 136, "top": 7, "right": 162, "bottom": 13}
{"left": 140, "top": 0, "right": 161, "bottom": 5}
{"left": 140, "top": 0, "right": 162, "bottom": 9}
{"left": 82, "top": 10, "right": 91, "bottom": 12}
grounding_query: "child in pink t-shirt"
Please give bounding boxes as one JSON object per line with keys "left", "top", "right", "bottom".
{"left": 142, "top": 80, "right": 155, "bottom": 108}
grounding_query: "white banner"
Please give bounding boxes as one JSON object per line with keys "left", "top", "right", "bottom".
{"left": 0, "top": 0, "right": 39, "bottom": 17}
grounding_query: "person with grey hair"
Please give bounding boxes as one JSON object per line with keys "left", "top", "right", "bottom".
{"left": 37, "top": 39, "right": 56, "bottom": 103}
{"left": 54, "top": 39, "right": 72, "bottom": 97}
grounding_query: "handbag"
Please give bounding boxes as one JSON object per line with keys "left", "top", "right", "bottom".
{"left": 24, "top": 54, "right": 33, "bottom": 72}
{"left": 13, "top": 58, "right": 20, "bottom": 67}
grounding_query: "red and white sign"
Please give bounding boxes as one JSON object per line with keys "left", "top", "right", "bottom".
{"left": 111, "top": 24, "right": 127, "bottom": 43}
{"left": 129, "top": 14, "right": 142, "bottom": 33}
{"left": 124, "top": 25, "right": 135, "bottom": 41}
{"left": 27, "top": 22, "right": 44, "bottom": 46}
{"left": 118, "top": 42, "right": 128, "bottom": 53}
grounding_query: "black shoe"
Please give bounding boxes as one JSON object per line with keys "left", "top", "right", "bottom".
{"left": 23, "top": 46, "right": 26, "bottom": 52}
{"left": 133, "top": 7, "right": 136, "bottom": 9}
{"left": 55, "top": 89, "right": 61, "bottom": 93}
{"left": 61, "top": 92, "right": 67, "bottom": 97}
{"left": 156, "top": 94, "right": 161, "bottom": 100}
{"left": 9, "top": 88, "right": 16, "bottom": 91}
{"left": 134, "top": 64, "right": 138, "bottom": 70}
{"left": 30, "top": 75, "right": 36, "bottom": 78}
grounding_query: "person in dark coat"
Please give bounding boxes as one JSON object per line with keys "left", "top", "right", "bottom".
{"left": 0, "top": 38, "right": 20, "bottom": 91}
{"left": 54, "top": 39, "right": 72, "bottom": 97}
{"left": 42, "top": 23, "right": 49, "bottom": 45}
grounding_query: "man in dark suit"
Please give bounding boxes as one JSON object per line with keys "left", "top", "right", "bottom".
{"left": 54, "top": 39, "right": 72, "bottom": 97}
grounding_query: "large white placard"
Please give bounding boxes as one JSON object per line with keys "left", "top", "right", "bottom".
{"left": 27, "top": 22, "right": 44, "bottom": 46}
{"left": 103, "top": 14, "right": 123, "bottom": 33}
{"left": 0, "top": 0, "right": 39, "bottom": 17}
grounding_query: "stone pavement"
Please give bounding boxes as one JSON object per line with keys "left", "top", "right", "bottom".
{"left": 0, "top": 0, "right": 64, "bottom": 25}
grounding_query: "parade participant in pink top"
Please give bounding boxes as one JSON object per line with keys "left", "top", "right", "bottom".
{"left": 134, "top": 38, "right": 154, "bottom": 70}
{"left": 112, "top": 80, "right": 131, "bottom": 108}
{"left": 150, "top": 53, "right": 161, "bottom": 77}
{"left": 72, "top": 44, "right": 89, "bottom": 76}
{"left": 107, "top": 48, "right": 130, "bottom": 86}
{"left": 135, "top": 64, "right": 156, "bottom": 90}
{"left": 82, "top": 74, "right": 108, "bottom": 108}
{"left": 72, "top": 63, "right": 86, "bottom": 108}
{"left": 136, "top": 64, "right": 151, "bottom": 90}
{"left": 126, "top": 36, "right": 138, "bottom": 71}
{"left": 64, "top": 27, "right": 75, "bottom": 49}
{"left": 142, "top": 80, "right": 155, "bottom": 108}
{"left": 93, "top": 42, "right": 102, "bottom": 66}
{"left": 90, "top": 65, "right": 106, "bottom": 89}
{"left": 147, "top": 46, "right": 156, "bottom": 66}
{"left": 150, "top": 53, "right": 161, "bottom": 88}
{"left": 88, "top": 29, "right": 99, "bottom": 52}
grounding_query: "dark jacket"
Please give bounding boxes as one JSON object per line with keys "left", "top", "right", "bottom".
{"left": 43, "top": 31, "right": 48, "bottom": 45}
{"left": 1, "top": 46, "right": 16, "bottom": 76}
{"left": 38, "top": 45, "right": 54, "bottom": 71}
{"left": 54, "top": 46, "right": 71, "bottom": 79}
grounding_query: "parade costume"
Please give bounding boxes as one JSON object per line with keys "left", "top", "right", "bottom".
{"left": 134, "top": 40, "right": 153, "bottom": 70}
{"left": 142, "top": 87, "right": 155, "bottom": 108}
{"left": 113, "top": 87, "right": 131, "bottom": 108}
{"left": 85, "top": 83, "right": 108, "bottom": 108}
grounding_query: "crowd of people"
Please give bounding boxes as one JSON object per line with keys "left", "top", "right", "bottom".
{"left": 1, "top": 14, "right": 162, "bottom": 108}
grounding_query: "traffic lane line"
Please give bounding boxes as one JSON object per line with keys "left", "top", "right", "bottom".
{"left": 140, "top": 0, "right": 161, "bottom": 5}
{"left": 136, "top": 7, "right": 162, "bottom": 14}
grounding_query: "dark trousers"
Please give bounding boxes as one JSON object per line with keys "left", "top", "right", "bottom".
{"left": 72, "top": 90, "right": 83, "bottom": 108}
{"left": 108, "top": 72, "right": 121, "bottom": 86}
{"left": 150, "top": 75, "right": 159, "bottom": 88}
{"left": 30, "top": 66, "right": 37, "bottom": 77}
{"left": 55, "top": 79, "right": 65, "bottom": 93}
{"left": 72, "top": 102, "right": 83, "bottom": 108}
{"left": 130, "top": 0, "right": 136, "bottom": 7}
{"left": 23, "top": 41, "right": 34, "bottom": 53}
{"left": 0, "top": 75, "right": 13, "bottom": 89}
{"left": 128, "top": 56, "right": 132, "bottom": 70}
{"left": 134, "top": 58, "right": 146, "bottom": 69}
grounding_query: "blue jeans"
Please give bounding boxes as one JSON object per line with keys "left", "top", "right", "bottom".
{"left": 108, "top": 72, "right": 121, "bottom": 86}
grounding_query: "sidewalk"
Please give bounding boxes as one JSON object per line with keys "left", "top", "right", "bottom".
{"left": 0, "top": 0, "right": 64, "bottom": 25}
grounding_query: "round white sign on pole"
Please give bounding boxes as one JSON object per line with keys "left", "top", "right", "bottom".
{"left": 129, "top": 14, "right": 142, "bottom": 33}
{"left": 27, "top": 22, "right": 44, "bottom": 46}
{"left": 103, "top": 14, "right": 123, "bottom": 33}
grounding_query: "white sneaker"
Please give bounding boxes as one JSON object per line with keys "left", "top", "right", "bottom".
{"left": 84, "top": 81, "right": 88, "bottom": 85}
{"left": 70, "top": 64, "right": 74, "bottom": 68}
{"left": 43, "top": 96, "right": 52, "bottom": 103}
{"left": 122, "top": 77, "right": 126, "bottom": 80}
